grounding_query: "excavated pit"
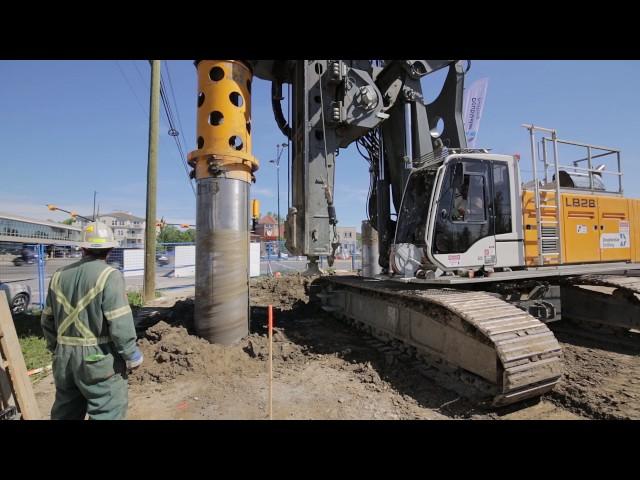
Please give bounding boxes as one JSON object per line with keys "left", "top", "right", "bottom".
{"left": 129, "top": 274, "right": 316, "bottom": 387}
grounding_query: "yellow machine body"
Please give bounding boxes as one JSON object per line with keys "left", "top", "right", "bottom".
{"left": 523, "top": 190, "right": 640, "bottom": 265}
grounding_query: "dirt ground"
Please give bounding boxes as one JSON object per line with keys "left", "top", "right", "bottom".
{"left": 33, "top": 274, "right": 640, "bottom": 420}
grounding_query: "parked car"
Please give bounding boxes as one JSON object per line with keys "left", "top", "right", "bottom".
{"left": 0, "top": 282, "right": 31, "bottom": 314}
{"left": 52, "top": 248, "right": 69, "bottom": 258}
{"left": 52, "top": 247, "right": 82, "bottom": 259}
{"left": 156, "top": 252, "right": 170, "bottom": 266}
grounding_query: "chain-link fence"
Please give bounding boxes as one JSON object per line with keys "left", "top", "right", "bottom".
{"left": 260, "top": 240, "right": 362, "bottom": 276}
{"left": 0, "top": 238, "right": 364, "bottom": 315}
{"left": 0, "top": 235, "right": 362, "bottom": 313}
{"left": 0, "top": 242, "right": 40, "bottom": 314}
{"left": 0, "top": 242, "right": 86, "bottom": 315}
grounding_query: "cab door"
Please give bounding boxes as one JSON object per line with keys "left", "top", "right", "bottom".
{"left": 431, "top": 158, "right": 496, "bottom": 269}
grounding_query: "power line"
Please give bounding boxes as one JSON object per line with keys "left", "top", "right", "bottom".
{"left": 159, "top": 76, "right": 196, "bottom": 195}
{"left": 114, "top": 61, "right": 147, "bottom": 117}
{"left": 164, "top": 61, "right": 189, "bottom": 145}
{"left": 132, "top": 60, "right": 172, "bottom": 132}
{"left": 132, "top": 60, "right": 147, "bottom": 90}
{"left": 165, "top": 62, "right": 194, "bottom": 187}
{"left": 160, "top": 63, "right": 197, "bottom": 196}
{"left": 120, "top": 60, "right": 196, "bottom": 196}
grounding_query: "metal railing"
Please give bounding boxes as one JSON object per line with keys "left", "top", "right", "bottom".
{"left": 522, "top": 124, "right": 625, "bottom": 266}
{"left": 524, "top": 125, "right": 564, "bottom": 265}
{"left": 526, "top": 124, "right": 623, "bottom": 194}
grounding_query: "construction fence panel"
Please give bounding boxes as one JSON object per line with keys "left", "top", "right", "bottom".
{"left": 105, "top": 248, "right": 145, "bottom": 278}
{"left": 173, "top": 244, "right": 195, "bottom": 278}
{"left": 99, "top": 243, "right": 197, "bottom": 295}
{"left": 152, "top": 243, "right": 196, "bottom": 293}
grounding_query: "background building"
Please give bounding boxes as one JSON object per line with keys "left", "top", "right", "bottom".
{"left": 0, "top": 211, "right": 81, "bottom": 246}
{"left": 255, "top": 215, "right": 282, "bottom": 241}
{"left": 336, "top": 226, "right": 357, "bottom": 256}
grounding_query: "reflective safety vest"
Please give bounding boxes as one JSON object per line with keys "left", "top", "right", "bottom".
{"left": 41, "top": 259, "right": 137, "bottom": 357}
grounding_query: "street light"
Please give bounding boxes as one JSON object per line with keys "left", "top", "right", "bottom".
{"left": 46, "top": 204, "right": 93, "bottom": 222}
{"left": 269, "top": 142, "right": 288, "bottom": 258}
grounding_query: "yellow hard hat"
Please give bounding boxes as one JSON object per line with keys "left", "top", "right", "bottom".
{"left": 80, "top": 221, "right": 117, "bottom": 249}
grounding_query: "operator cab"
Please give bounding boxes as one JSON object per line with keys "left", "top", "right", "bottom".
{"left": 392, "top": 152, "right": 524, "bottom": 277}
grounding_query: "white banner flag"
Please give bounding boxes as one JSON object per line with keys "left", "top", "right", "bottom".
{"left": 463, "top": 78, "right": 489, "bottom": 148}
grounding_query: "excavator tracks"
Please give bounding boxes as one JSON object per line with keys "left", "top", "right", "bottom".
{"left": 562, "top": 274, "right": 640, "bottom": 333}
{"left": 318, "top": 276, "right": 563, "bottom": 407}
{"left": 571, "top": 274, "right": 640, "bottom": 297}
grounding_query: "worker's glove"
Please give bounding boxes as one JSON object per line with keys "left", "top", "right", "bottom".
{"left": 126, "top": 348, "right": 144, "bottom": 370}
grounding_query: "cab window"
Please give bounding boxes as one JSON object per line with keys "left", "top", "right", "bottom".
{"left": 452, "top": 174, "right": 486, "bottom": 222}
{"left": 492, "top": 162, "right": 512, "bottom": 234}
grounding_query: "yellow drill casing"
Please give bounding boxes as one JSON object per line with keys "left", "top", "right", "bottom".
{"left": 188, "top": 60, "right": 259, "bottom": 183}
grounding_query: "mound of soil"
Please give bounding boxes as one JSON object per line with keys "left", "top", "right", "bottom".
{"left": 250, "top": 273, "right": 315, "bottom": 309}
{"left": 130, "top": 274, "right": 317, "bottom": 385}
{"left": 130, "top": 321, "right": 263, "bottom": 385}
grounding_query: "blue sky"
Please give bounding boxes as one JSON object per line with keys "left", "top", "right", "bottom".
{"left": 1, "top": 60, "right": 639, "bottom": 230}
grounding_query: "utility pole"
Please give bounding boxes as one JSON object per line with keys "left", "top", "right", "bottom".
{"left": 92, "top": 191, "right": 97, "bottom": 219}
{"left": 270, "top": 143, "right": 287, "bottom": 259}
{"left": 276, "top": 156, "right": 280, "bottom": 258}
{"left": 144, "top": 60, "right": 161, "bottom": 303}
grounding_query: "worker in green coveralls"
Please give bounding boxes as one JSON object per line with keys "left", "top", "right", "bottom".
{"left": 41, "top": 221, "right": 143, "bottom": 419}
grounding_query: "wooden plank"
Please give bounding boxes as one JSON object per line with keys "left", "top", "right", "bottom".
{"left": 0, "top": 308, "right": 16, "bottom": 410}
{"left": 0, "top": 348, "right": 15, "bottom": 410}
{"left": 0, "top": 292, "right": 41, "bottom": 420}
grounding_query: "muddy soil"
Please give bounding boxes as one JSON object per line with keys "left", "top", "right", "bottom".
{"left": 548, "top": 325, "right": 640, "bottom": 420}
{"left": 36, "top": 273, "right": 638, "bottom": 420}
{"left": 249, "top": 273, "right": 312, "bottom": 310}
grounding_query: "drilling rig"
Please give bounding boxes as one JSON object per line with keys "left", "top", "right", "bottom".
{"left": 189, "top": 60, "right": 640, "bottom": 406}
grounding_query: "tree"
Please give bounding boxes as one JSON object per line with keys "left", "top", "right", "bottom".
{"left": 157, "top": 225, "right": 196, "bottom": 245}
{"left": 157, "top": 225, "right": 183, "bottom": 244}
{"left": 183, "top": 228, "right": 196, "bottom": 242}
{"left": 60, "top": 218, "right": 74, "bottom": 225}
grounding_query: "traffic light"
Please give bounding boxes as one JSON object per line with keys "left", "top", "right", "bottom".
{"left": 47, "top": 204, "right": 57, "bottom": 211}
{"left": 70, "top": 211, "right": 78, "bottom": 219}
{"left": 180, "top": 224, "right": 190, "bottom": 229}
{"left": 251, "top": 199, "right": 260, "bottom": 233}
